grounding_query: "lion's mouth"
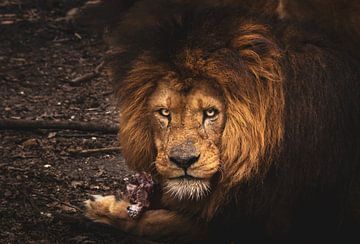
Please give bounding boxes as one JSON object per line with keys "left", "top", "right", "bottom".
{"left": 168, "top": 174, "right": 204, "bottom": 181}
{"left": 164, "top": 177, "right": 211, "bottom": 201}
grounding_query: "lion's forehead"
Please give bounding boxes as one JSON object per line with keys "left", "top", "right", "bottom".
{"left": 148, "top": 81, "right": 224, "bottom": 112}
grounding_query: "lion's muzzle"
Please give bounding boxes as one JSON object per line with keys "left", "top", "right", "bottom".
{"left": 169, "top": 140, "right": 200, "bottom": 171}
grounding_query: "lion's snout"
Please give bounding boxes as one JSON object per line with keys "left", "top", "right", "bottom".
{"left": 169, "top": 140, "right": 200, "bottom": 170}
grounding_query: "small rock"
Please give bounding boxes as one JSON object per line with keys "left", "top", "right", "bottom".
{"left": 47, "top": 132, "right": 57, "bottom": 139}
{"left": 60, "top": 204, "right": 77, "bottom": 213}
{"left": 90, "top": 185, "right": 100, "bottom": 190}
{"left": 40, "top": 212, "right": 52, "bottom": 218}
{"left": 71, "top": 180, "right": 83, "bottom": 188}
{"left": 22, "top": 138, "right": 38, "bottom": 147}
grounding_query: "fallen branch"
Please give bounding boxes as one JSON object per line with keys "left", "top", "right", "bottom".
{"left": 4, "top": 166, "right": 28, "bottom": 172}
{"left": 68, "top": 147, "right": 121, "bottom": 156}
{"left": 69, "top": 61, "right": 105, "bottom": 84}
{"left": 0, "top": 119, "right": 118, "bottom": 133}
{"left": 34, "top": 192, "right": 83, "bottom": 212}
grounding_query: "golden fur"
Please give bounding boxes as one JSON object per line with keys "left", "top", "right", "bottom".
{"left": 85, "top": 0, "right": 360, "bottom": 242}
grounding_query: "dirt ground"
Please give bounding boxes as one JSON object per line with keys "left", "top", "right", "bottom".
{"left": 0, "top": 1, "right": 153, "bottom": 243}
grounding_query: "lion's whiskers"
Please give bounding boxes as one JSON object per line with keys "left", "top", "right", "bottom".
{"left": 164, "top": 179, "right": 211, "bottom": 201}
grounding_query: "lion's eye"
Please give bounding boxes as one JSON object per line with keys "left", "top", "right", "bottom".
{"left": 158, "top": 108, "right": 171, "bottom": 118}
{"left": 204, "top": 108, "right": 219, "bottom": 119}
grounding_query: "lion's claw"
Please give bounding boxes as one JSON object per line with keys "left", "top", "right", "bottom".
{"left": 90, "top": 194, "right": 105, "bottom": 201}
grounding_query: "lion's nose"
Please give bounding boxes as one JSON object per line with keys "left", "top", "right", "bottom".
{"left": 169, "top": 141, "right": 200, "bottom": 170}
{"left": 169, "top": 154, "right": 200, "bottom": 170}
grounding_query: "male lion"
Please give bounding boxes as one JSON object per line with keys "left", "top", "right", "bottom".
{"left": 84, "top": 0, "right": 360, "bottom": 242}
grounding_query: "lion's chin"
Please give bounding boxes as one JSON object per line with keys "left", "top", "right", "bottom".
{"left": 164, "top": 178, "right": 211, "bottom": 201}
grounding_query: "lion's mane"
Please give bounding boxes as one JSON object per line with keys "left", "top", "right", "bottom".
{"left": 106, "top": 0, "right": 359, "bottom": 241}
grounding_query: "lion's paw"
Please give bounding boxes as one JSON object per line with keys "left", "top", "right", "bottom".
{"left": 84, "top": 195, "right": 130, "bottom": 225}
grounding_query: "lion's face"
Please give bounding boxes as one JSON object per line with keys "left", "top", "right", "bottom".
{"left": 148, "top": 80, "right": 226, "bottom": 200}
{"left": 115, "top": 15, "right": 284, "bottom": 210}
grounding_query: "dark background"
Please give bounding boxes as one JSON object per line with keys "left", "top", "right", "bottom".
{"left": 0, "top": 1, "right": 147, "bottom": 243}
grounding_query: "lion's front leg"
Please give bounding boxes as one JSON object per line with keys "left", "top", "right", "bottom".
{"left": 84, "top": 195, "right": 206, "bottom": 241}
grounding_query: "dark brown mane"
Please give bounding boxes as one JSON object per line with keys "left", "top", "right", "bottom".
{"left": 104, "top": 0, "right": 359, "bottom": 241}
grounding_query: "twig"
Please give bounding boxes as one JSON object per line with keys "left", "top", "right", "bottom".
{"left": 56, "top": 132, "right": 111, "bottom": 138}
{"left": 68, "top": 147, "right": 121, "bottom": 156}
{"left": 5, "top": 166, "right": 28, "bottom": 172}
{"left": 34, "top": 192, "right": 83, "bottom": 212}
{"left": 69, "top": 61, "right": 105, "bottom": 84}
{"left": 0, "top": 119, "right": 118, "bottom": 133}
{"left": 70, "top": 72, "right": 98, "bottom": 84}
{"left": 94, "top": 61, "right": 105, "bottom": 73}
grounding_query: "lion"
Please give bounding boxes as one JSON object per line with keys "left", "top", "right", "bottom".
{"left": 84, "top": 0, "right": 360, "bottom": 242}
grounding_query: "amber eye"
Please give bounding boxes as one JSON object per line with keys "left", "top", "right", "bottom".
{"left": 204, "top": 108, "right": 219, "bottom": 119}
{"left": 158, "top": 108, "right": 170, "bottom": 117}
